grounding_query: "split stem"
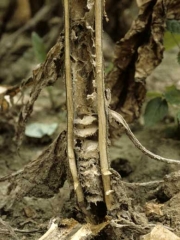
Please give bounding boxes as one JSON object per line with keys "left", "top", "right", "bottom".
{"left": 95, "top": 0, "right": 113, "bottom": 210}
{"left": 64, "top": 0, "right": 85, "bottom": 209}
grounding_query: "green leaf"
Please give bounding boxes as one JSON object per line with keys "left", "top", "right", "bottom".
{"left": 177, "top": 52, "right": 180, "bottom": 64}
{"left": 164, "top": 31, "right": 180, "bottom": 50}
{"left": 176, "top": 111, "right": 180, "bottom": 124}
{"left": 105, "top": 62, "right": 114, "bottom": 74}
{"left": 144, "top": 97, "right": 168, "bottom": 127}
{"left": 166, "top": 20, "right": 180, "bottom": 34}
{"left": 31, "top": 32, "right": 46, "bottom": 63}
{"left": 146, "top": 91, "right": 162, "bottom": 99}
{"left": 164, "top": 85, "right": 180, "bottom": 104}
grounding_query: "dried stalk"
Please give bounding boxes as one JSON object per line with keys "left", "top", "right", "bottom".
{"left": 38, "top": 219, "right": 58, "bottom": 240}
{"left": 64, "top": 0, "right": 85, "bottom": 209}
{"left": 38, "top": 218, "right": 109, "bottom": 240}
{"left": 109, "top": 109, "right": 180, "bottom": 165}
{"left": 95, "top": 0, "right": 113, "bottom": 210}
{"left": 124, "top": 180, "right": 163, "bottom": 187}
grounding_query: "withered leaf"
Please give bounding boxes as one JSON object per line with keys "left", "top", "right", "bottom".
{"left": 16, "top": 35, "right": 64, "bottom": 146}
{"left": 106, "top": 0, "right": 180, "bottom": 127}
{"left": 4, "top": 131, "right": 67, "bottom": 210}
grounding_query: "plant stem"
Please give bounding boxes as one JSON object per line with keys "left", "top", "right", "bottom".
{"left": 64, "top": 0, "right": 85, "bottom": 208}
{"left": 95, "top": 0, "right": 113, "bottom": 210}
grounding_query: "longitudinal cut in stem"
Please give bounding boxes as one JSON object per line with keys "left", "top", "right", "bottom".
{"left": 95, "top": 0, "right": 113, "bottom": 210}
{"left": 64, "top": 0, "right": 85, "bottom": 208}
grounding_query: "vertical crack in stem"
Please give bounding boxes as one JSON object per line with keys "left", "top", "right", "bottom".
{"left": 95, "top": 0, "right": 113, "bottom": 210}
{"left": 64, "top": 0, "right": 85, "bottom": 210}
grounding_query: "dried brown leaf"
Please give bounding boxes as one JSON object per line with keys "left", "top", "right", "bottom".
{"left": 16, "top": 35, "right": 64, "bottom": 146}
{"left": 3, "top": 131, "right": 67, "bottom": 210}
{"left": 106, "top": 0, "right": 180, "bottom": 127}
